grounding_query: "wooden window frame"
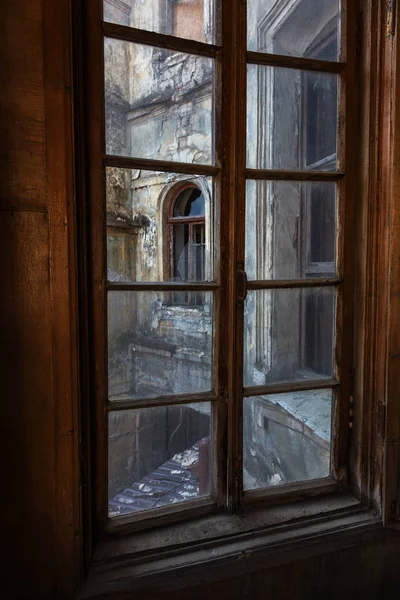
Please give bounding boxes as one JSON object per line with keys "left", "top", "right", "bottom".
{"left": 82, "top": 0, "right": 362, "bottom": 545}
{"left": 64, "top": 0, "right": 400, "bottom": 596}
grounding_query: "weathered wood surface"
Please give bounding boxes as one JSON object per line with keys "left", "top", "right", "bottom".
{"left": 1, "top": 0, "right": 80, "bottom": 598}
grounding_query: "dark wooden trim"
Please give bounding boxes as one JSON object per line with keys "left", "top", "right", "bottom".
{"left": 108, "top": 391, "right": 218, "bottom": 411}
{"left": 43, "top": 0, "right": 81, "bottom": 595}
{"left": 0, "top": 204, "right": 48, "bottom": 213}
{"left": 230, "top": 0, "right": 247, "bottom": 511}
{"left": 106, "top": 281, "right": 219, "bottom": 291}
{"left": 243, "top": 478, "right": 337, "bottom": 506}
{"left": 107, "top": 497, "right": 217, "bottom": 535}
{"left": 103, "top": 21, "right": 221, "bottom": 58}
{"left": 104, "top": 155, "right": 220, "bottom": 176}
{"left": 243, "top": 377, "right": 340, "bottom": 398}
{"left": 72, "top": 0, "right": 93, "bottom": 581}
{"left": 85, "top": 0, "right": 108, "bottom": 541}
{"left": 350, "top": 0, "right": 383, "bottom": 510}
{"left": 246, "top": 169, "right": 344, "bottom": 181}
{"left": 247, "top": 50, "right": 346, "bottom": 73}
{"left": 167, "top": 216, "right": 205, "bottom": 224}
{"left": 213, "top": 0, "right": 235, "bottom": 511}
{"left": 381, "top": 0, "right": 400, "bottom": 526}
{"left": 330, "top": 0, "right": 357, "bottom": 491}
{"left": 247, "top": 278, "right": 341, "bottom": 290}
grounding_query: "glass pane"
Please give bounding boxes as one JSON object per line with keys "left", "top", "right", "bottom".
{"left": 247, "top": 0, "right": 340, "bottom": 61}
{"left": 173, "top": 188, "right": 205, "bottom": 216}
{"left": 247, "top": 65, "right": 338, "bottom": 170}
{"left": 109, "top": 403, "right": 212, "bottom": 516}
{"left": 106, "top": 168, "right": 214, "bottom": 282}
{"left": 245, "top": 181, "right": 337, "bottom": 280}
{"left": 244, "top": 288, "right": 335, "bottom": 387}
{"left": 243, "top": 390, "right": 332, "bottom": 490}
{"left": 108, "top": 291, "right": 213, "bottom": 400}
{"left": 104, "top": 0, "right": 218, "bottom": 45}
{"left": 105, "top": 39, "right": 214, "bottom": 164}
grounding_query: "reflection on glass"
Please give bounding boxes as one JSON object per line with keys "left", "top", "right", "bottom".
{"left": 109, "top": 403, "right": 212, "bottom": 516}
{"left": 243, "top": 390, "right": 332, "bottom": 490}
{"left": 247, "top": 65, "right": 338, "bottom": 170}
{"left": 244, "top": 288, "right": 335, "bottom": 387}
{"left": 104, "top": 39, "right": 214, "bottom": 164}
{"left": 108, "top": 291, "right": 213, "bottom": 400}
{"left": 245, "top": 180, "right": 337, "bottom": 280}
{"left": 104, "top": 0, "right": 217, "bottom": 45}
{"left": 247, "top": 0, "right": 339, "bottom": 61}
{"left": 106, "top": 168, "right": 213, "bottom": 283}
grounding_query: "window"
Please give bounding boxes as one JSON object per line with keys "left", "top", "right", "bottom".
{"left": 168, "top": 184, "right": 206, "bottom": 305}
{"left": 86, "top": 0, "right": 355, "bottom": 533}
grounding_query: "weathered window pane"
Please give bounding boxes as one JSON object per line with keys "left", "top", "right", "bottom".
{"left": 243, "top": 390, "right": 332, "bottom": 490}
{"left": 104, "top": 39, "right": 214, "bottom": 164}
{"left": 244, "top": 288, "right": 335, "bottom": 387}
{"left": 245, "top": 180, "right": 337, "bottom": 280}
{"left": 104, "top": 0, "right": 217, "bottom": 45}
{"left": 108, "top": 292, "right": 213, "bottom": 400}
{"left": 247, "top": 65, "right": 338, "bottom": 170}
{"left": 247, "top": 0, "right": 340, "bottom": 61}
{"left": 109, "top": 403, "right": 212, "bottom": 516}
{"left": 106, "top": 168, "right": 214, "bottom": 283}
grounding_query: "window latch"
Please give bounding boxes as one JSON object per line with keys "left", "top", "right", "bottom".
{"left": 237, "top": 266, "right": 248, "bottom": 305}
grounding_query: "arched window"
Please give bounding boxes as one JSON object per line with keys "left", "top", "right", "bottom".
{"left": 168, "top": 185, "right": 206, "bottom": 306}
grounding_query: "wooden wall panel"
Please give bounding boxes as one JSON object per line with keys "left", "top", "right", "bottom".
{"left": 0, "top": 0, "right": 47, "bottom": 211}
{"left": 0, "top": 0, "right": 79, "bottom": 598}
{"left": 0, "top": 210, "right": 56, "bottom": 597}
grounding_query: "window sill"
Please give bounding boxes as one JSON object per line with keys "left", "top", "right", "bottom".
{"left": 79, "top": 494, "right": 386, "bottom": 599}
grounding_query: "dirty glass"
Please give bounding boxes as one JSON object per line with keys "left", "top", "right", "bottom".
{"left": 108, "top": 291, "right": 213, "bottom": 401}
{"left": 247, "top": 0, "right": 340, "bottom": 61}
{"left": 244, "top": 288, "right": 335, "bottom": 387}
{"left": 243, "top": 390, "right": 332, "bottom": 490}
{"left": 109, "top": 402, "right": 212, "bottom": 517}
{"left": 246, "top": 65, "right": 338, "bottom": 170}
{"left": 104, "top": 0, "right": 218, "bottom": 45}
{"left": 104, "top": 39, "right": 215, "bottom": 164}
{"left": 245, "top": 180, "right": 337, "bottom": 280}
{"left": 106, "top": 167, "right": 214, "bottom": 283}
